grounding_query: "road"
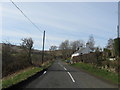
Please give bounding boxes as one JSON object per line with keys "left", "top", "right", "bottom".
{"left": 25, "top": 60, "right": 118, "bottom": 88}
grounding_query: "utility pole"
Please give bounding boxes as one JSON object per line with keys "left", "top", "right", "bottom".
{"left": 117, "top": 25, "right": 120, "bottom": 57}
{"left": 42, "top": 30, "right": 45, "bottom": 64}
{"left": 118, "top": 25, "right": 119, "bottom": 38}
{"left": 118, "top": 25, "right": 120, "bottom": 57}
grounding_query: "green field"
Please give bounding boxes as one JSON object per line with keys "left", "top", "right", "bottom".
{"left": 71, "top": 62, "right": 119, "bottom": 85}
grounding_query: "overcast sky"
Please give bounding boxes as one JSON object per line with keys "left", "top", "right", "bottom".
{"left": 1, "top": 2, "right": 118, "bottom": 50}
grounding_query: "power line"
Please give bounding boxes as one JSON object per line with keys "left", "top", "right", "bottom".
{"left": 10, "top": 0, "right": 52, "bottom": 49}
{"left": 10, "top": 0, "right": 43, "bottom": 33}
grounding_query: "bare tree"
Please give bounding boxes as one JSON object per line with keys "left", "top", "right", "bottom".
{"left": 95, "top": 47, "right": 102, "bottom": 67}
{"left": 87, "top": 35, "right": 95, "bottom": 51}
{"left": 106, "top": 38, "right": 114, "bottom": 50}
{"left": 49, "top": 45, "right": 57, "bottom": 59}
{"left": 70, "top": 40, "right": 84, "bottom": 52}
{"left": 49, "top": 46, "right": 57, "bottom": 51}
{"left": 59, "top": 40, "right": 71, "bottom": 59}
{"left": 59, "top": 40, "right": 70, "bottom": 50}
{"left": 21, "top": 38, "right": 33, "bottom": 65}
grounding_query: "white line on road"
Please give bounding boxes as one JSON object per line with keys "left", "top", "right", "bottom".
{"left": 58, "top": 62, "right": 75, "bottom": 83}
{"left": 58, "top": 63, "right": 63, "bottom": 67}
{"left": 43, "top": 71, "right": 47, "bottom": 74}
{"left": 63, "top": 67, "right": 67, "bottom": 71}
{"left": 67, "top": 72, "right": 75, "bottom": 82}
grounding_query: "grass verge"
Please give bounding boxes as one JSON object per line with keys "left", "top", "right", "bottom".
{"left": 2, "top": 67, "right": 42, "bottom": 89}
{"left": 71, "top": 62, "right": 119, "bottom": 85}
{"left": 2, "top": 61, "right": 54, "bottom": 89}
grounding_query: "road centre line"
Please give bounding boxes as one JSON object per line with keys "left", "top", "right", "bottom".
{"left": 67, "top": 72, "right": 75, "bottom": 82}
{"left": 58, "top": 62, "right": 75, "bottom": 83}
{"left": 63, "top": 67, "right": 67, "bottom": 71}
{"left": 58, "top": 63, "right": 63, "bottom": 67}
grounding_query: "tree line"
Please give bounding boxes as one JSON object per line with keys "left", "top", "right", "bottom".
{"left": 49, "top": 35, "right": 95, "bottom": 59}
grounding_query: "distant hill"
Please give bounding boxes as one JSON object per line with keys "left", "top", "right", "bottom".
{"left": 0, "top": 43, "right": 41, "bottom": 53}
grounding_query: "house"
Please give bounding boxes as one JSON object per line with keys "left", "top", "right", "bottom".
{"left": 71, "top": 43, "right": 94, "bottom": 59}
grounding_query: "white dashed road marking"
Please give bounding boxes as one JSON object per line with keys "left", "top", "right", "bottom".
{"left": 58, "top": 62, "right": 75, "bottom": 83}
{"left": 58, "top": 63, "right": 63, "bottom": 67}
{"left": 63, "top": 67, "right": 67, "bottom": 71}
{"left": 67, "top": 72, "right": 75, "bottom": 82}
{"left": 43, "top": 71, "right": 47, "bottom": 74}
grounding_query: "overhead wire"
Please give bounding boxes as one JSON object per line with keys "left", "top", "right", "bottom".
{"left": 9, "top": 0, "right": 52, "bottom": 50}
{"left": 10, "top": 0, "right": 43, "bottom": 33}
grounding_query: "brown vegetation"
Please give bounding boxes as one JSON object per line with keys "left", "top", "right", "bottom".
{"left": 2, "top": 42, "right": 54, "bottom": 77}
{"left": 72, "top": 52, "right": 119, "bottom": 73}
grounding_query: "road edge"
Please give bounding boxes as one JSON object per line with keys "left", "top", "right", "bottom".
{"left": 2, "top": 64, "right": 52, "bottom": 90}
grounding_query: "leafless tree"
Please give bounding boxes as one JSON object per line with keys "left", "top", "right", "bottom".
{"left": 59, "top": 40, "right": 70, "bottom": 50}
{"left": 95, "top": 47, "right": 103, "bottom": 67}
{"left": 49, "top": 46, "right": 57, "bottom": 51}
{"left": 59, "top": 40, "right": 72, "bottom": 59}
{"left": 106, "top": 38, "right": 114, "bottom": 50}
{"left": 21, "top": 38, "right": 33, "bottom": 65}
{"left": 87, "top": 35, "right": 95, "bottom": 51}
{"left": 70, "top": 40, "right": 84, "bottom": 52}
{"left": 49, "top": 45, "right": 57, "bottom": 59}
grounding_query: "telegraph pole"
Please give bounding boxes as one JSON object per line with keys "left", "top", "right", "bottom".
{"left": 117, "top": 25, "right": 120, "bottom": 57}
{"left": 42, "top": 31, "right": 45, "bottom": 64}
{"left": 118, "top": 25, "right": 119, "bottom": 38}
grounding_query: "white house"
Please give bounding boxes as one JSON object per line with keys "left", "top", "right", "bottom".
{"left": 71, "top": 53, "right": 80, "bottom": 59}
{"left": 71, "top": 43, "right": 94, "bottom": 59}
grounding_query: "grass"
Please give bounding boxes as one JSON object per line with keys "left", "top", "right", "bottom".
{"left": 2, "top": 61, "right": 54, "bottom": 89}
{"left": 2, "top": 67, "right": 42, "bottom": 88}
{"left": 71, "top": 62, "right": 119, "bottom": 85}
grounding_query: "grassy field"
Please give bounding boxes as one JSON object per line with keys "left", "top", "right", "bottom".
{"left": 71, "top": 62, "right": 119, "bottom": 85}
{"left": 2, "top": 61, "right": 54, "bottom": 89}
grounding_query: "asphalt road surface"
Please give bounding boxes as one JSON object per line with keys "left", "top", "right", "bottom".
{"left": 25, "top": 60, "right": 118, "bottom": 88}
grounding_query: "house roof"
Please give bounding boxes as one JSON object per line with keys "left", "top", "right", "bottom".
{"left": 72, "top": 46, "right": 94, "bottom": 57}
